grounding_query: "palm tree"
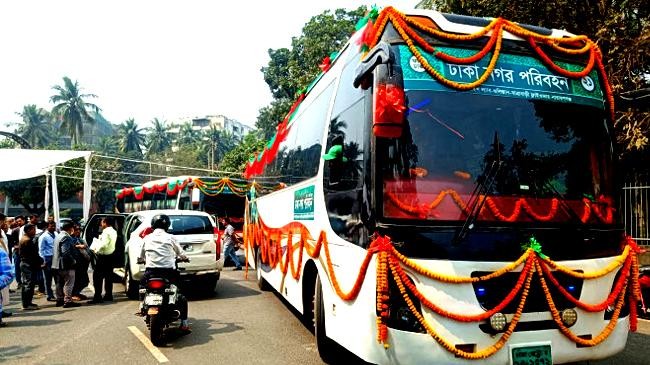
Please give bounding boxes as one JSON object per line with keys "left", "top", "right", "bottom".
{"left": 216, "top": 130, "right": 237, "bottom": 161}
{"left": 117, "top": 118, "right": 145, "bottom": 155}
{"left": 146, "top": 118, "right": 171, "bottom": 155}
{"left": 97, "top": 136, "right": 118, "bottom": 154}
{"left": 50, "top": 76, "right": 100, "bottom": 146}
{"left": 16, "top": 105, "right": 54, "bottom": 148}
{"left": 177, "top": 122, "right": 199, "bottom": 146}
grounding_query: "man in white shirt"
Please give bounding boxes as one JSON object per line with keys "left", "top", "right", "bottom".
{"left": 88, "top": 217, "right": 117, "bottom": 304}
{"left": 138, "top": 214, "right": 190, "bottom": 332}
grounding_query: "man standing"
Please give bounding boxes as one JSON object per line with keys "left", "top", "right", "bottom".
{"left": 9, "top": 216, "right": 24, "bottom": 290}
{"left": 0, "top": 213, "right": 13, "bottom": 320}
{"left": 221, "top": 217, "right": 242, "bottom": 271}
{"left": 88, "top": 217, "right": 116, "bottom": 304}
{"left": 71, "top": 224, "right": 90, "bottom": 300}
{"left": 52, "top": 222, "right": 80, "bottom": 308}
{"left": 0, "top": 246, "right": 14, "bottom": 327}
{"left": 38, "top": 221, "right": 57, "bottom": 301}
{"left": 19, "top": 224, "right": 42, "bottom": 310}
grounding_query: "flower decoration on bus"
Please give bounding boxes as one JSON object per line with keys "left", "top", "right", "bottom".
{"left": 385, "top": 189, "right": 615, "bottom": 224}
{"left": 115, "top": 177, "right": 192, "bottom": 200}
{"left": 244, "top": 212, "right": 641, "bottom": 360}
{"left": 358, "top": 7, "right": 615, "bottom": 120}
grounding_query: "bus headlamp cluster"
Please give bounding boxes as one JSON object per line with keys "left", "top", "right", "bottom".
{"left": 489, "top": 313, "right": 508, "bottom": 332}
{"left": 560, "top": 308, "right": 578, "bottom": 327}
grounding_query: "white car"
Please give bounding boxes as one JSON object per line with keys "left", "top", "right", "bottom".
{"left": 84, "top": 210, "right": 223, "bottom": 299}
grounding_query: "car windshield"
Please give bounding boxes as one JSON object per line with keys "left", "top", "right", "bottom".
{"left": 167, "top": 215, "right": 213, "bottom": 235}
{"left": 379, "top": 91, "right": 615, "bottom": 225}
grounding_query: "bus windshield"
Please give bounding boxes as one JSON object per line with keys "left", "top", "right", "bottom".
{"left": 380, "top": 84, "right": 615, "bottom": 225}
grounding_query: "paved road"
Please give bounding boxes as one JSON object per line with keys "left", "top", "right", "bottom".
{"left": 0, "top": 269, "right": 323, "bottom": 365}
{"left": 1, "top": 270, "right": 649, "bottom": 365}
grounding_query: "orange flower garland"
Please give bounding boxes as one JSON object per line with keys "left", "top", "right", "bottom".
{"left": 535, "top": 260, "right": 628, "bottom": 346}
{"left": 245, "top": 206, "right": 639, "bottom": 359}
{"left": 360, "top": 7, "right": 616, "bottom": 120}
{"left": 386, "top": 188, "right": 613, "bottom": 223}
{"left": 389, "top": 251, "right": 534, "bottom": 359}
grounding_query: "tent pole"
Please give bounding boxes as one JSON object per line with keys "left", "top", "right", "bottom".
{"left": 44, "top": 172, "right": 50, "bottom": 222}
{"left": 52, "top": 167, "right": 60, "bottom": 230}
{"left": 83, "top": 154, "right": 92, "bottom": 224}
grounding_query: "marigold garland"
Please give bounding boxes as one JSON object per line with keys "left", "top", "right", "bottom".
{"left": 246, "top": 205, "right": 639, "bottom": 359}
{"left": 538, "top": 253, "right": 631, "bottom": 312}
{"left": 388, "top": 252, "right": 534, "bottom": 359}
{"left": 386, "top": 189, "right": 613, "bottom": 224}
{"left": 535, "top": 260, "right": 628, "bottom": 347}
{"left": 361, "top": 7, "right": 616, "bottom": 120}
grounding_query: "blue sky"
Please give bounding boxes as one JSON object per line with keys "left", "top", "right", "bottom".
{"left": 0, "top": 0, "right": 416, "bottom": 130}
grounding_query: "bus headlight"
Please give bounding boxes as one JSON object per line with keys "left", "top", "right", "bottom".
{"left": 561, "top": 308, "right": 578, "bottom": 327}
{"left": 489, "top": 313, "right": 507, "bottom": 332}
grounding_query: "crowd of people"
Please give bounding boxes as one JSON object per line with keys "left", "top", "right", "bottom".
{"left": 0, "top": 214, "right": 117, "bottom": 327}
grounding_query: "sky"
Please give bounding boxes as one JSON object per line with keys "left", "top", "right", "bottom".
{"left": 0, "top": 0, "right": 416, "bottom": 131}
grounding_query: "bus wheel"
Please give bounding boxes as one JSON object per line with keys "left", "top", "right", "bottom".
{"left": 256, "top": 249, "right": 270, "bottom": 291}
{"left": 314, "top": 274, "right": 339, "bottom": 363}
{"left": 125, "top": 262, "right": 139, "bottom": 300}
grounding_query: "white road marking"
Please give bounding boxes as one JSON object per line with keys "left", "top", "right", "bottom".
{"left": 128, "top": 326, "right": 170, "bottom": 363}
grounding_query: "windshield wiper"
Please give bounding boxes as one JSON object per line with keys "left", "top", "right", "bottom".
{"left": 540, "top": 179, "right": 584, "bottom": 224}
{"left": 453, "top": 131, "right": 502, "bottom": 244}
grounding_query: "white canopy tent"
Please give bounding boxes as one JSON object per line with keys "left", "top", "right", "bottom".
{"left": 0, "top": 149, "right": 92, "bottom": 225}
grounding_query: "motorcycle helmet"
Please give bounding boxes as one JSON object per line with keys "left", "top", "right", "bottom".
{"left": 151, "top": 214, "right": 171, "bottom": 230}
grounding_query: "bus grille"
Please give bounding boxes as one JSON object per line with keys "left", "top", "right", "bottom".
{"left": 471, "top": 270, "right": 584, "bottom": 314}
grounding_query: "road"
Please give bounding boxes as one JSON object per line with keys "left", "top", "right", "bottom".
{"left": 0, "top": 270, "right": 649, "bottom": 365}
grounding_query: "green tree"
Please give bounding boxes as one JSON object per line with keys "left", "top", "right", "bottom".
{"left": 16, "top": 104, "right": 54, "bottom": 148}
{"left": 50, "top": 76, "right": 100, "bottom": 147}
{"left": 423, "top": 0, "right": 649, "bottom": 154}
{"left": 219, "top": 132, "right": 266, "bottom": 173}
{"left": 177, "top": 122, "right": 199, "bottom": 146}
{"left": 146, "top": 118, "right": 172, "bottom": 155}
{"left": 117, "top": 118, "right": 145, "bottom": 155}
{"left": 97, "top": 136, "right": 119, "bottom": 155}
{"left": 256, "top": 7, "right": 366, "bottom": 140}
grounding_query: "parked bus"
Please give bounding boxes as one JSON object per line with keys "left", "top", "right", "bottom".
{"left": 115, "top": 176, "right": 277, "bottom": 249}
{"left": 243, "top": 7, "right": 640, "bottom": 365}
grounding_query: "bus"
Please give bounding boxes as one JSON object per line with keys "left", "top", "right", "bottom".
{"left": 115, "top": 175, "right": 279, "bottom": 244}
{"left": 243, "top": 6, "right": 640, "bottom": 365}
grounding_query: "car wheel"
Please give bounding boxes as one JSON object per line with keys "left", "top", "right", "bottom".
{"left": 203, "top": 274, "right": 219, "bottom": 296}
{"left": 125, "top": 263, "right": 140, "bottom": 300}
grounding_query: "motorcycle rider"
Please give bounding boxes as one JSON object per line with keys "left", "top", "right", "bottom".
{"left": 138, "top": 214, "right": 190, "bottom": 332}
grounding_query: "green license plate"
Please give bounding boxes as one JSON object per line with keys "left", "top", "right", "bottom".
{"left": 511, "top": 344, "right": 552, "bottom": 365}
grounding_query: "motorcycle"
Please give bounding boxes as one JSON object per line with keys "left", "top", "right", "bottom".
{"left": 138, "top": 258, "right": 190, "bottom": 346}
{"left": 638, "top": 265, "right": 650, "bottom": 319}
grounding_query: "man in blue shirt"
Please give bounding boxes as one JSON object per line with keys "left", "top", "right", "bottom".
{"left": 0, "top": 247, "right": 14, "bottom": 326}
{"left": 38, "top": 221, "right": 57, "bottom": 301}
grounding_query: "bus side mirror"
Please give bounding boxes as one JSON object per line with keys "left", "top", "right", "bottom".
{"left": 354, "top": 42, "right": 394, "bottom": 90}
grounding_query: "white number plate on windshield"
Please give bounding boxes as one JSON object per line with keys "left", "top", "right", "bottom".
{"left": 144, "top": 294, "right": 163, "bottom": 305}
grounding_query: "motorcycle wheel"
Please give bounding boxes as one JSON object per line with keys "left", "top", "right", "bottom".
{"left": 149, "top": 313, "right": 165, "bottom": 346}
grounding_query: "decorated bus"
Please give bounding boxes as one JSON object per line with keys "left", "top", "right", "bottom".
{"left": 243, "top": 6, "right": 641, "bottom": 365}
{"left": 115, "top": 176, "right": 280, "bottom": 237}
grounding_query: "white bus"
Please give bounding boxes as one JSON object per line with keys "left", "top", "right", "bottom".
{"left": 244, "top": 7, "right": 637, "bottom": 365}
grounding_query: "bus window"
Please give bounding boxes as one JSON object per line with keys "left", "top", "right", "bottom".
{"left": 324, "top": 52, "right": 371, "bottom": 245}
{"left": 265, "top": 81, "right": 336, "bottom": 186}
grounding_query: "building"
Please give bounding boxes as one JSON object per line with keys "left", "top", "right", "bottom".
{"left": 169, "top": 114, "right": 253, "bottom": 147}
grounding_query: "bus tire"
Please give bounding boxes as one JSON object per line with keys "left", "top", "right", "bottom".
{"left": 256, "top": 249, "right": 270, "bottom": 291}
{"left": 125, "top": 262, "right": 139, "bottom": 300}
{"left": 315, "top": 274, "right": 339, "bottom": 364}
